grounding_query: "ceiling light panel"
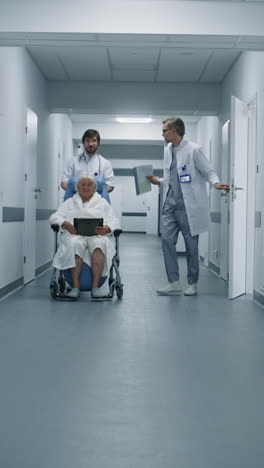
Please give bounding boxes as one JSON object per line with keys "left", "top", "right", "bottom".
{"left": 200, "top": 50, "right": 240, "bottom": 82}
{"left": 109, "top": 47, "right": 159, "bottom": 70}
{"left": 27, "top": 46, "right": 69, "bottom": 80}
{"left": 112, "top": 69, "right": 155, "bottom": 81}
{"left": 157, "top": 49, "right": 211, "bottom": 82}
{"left": 57, "top": 46, "right": 111, "bottom": 80}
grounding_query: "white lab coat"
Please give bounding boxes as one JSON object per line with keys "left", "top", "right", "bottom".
{"left": 61, "top": 153, "right": 115, "bottom": 188}
{"left": 160, "top": 139, "right": 219, "bottom": 236}
{"left": 49, "top": 192, "right": 121, "bottom": 271}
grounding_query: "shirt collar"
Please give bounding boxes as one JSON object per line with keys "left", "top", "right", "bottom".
{"left": 79, "top": 152, "right": 98, "bottom": 162}
{"left": 171, "top": 139, "right": 186, "bottom": 156}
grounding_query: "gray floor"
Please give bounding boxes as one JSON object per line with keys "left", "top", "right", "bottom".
{"left": 0, "top": 233, "right": 264, "bottom": 468}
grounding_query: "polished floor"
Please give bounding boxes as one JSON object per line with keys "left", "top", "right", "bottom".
{"left": 0, "top": 233, "right": 263, "bottom": 468}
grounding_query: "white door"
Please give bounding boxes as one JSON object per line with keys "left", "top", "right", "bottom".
{"left": 109, "top": 182, "right": 122, "bottom": 224}
{"left": 246, "top": 98, "right": 257, "bottom": 294}
{"left": 24, "top": 109, "right": 38, "bottom": 285}
{"left": 57, "top": 139, "right": 65, "bottom": 207}
{"left": 220, "top": 121, "right": 230, "bottom": 281}
{"left": 228, "top": 96, "right": 248, "bottom": 299}
{"left": 145, "top": 188, "right": 159, "bottom": 234}
{"left": 207, "top": 139, "right": 212, "bottom": 269}
{"left": 120, "top": 176, "right": 147, "bottom": 232}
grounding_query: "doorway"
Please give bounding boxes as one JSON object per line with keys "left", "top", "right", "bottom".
{"left": 228, "top": 96, "right": 257, "bottom": 299}
{"left": 24, "top": 108, "right": 38, "bottom": 285}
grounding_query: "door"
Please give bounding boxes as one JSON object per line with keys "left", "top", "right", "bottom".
{"left": 24, "top": 109, "right": 38, "bottom": 285}
{"left": 220, "top": 121, "right": 230, "bottom": 281}
{"left": 228, "top": 96, "right": 248, "bottom": 299}
{"left": 57, "top": 138, "right": 65, "bottom": 207}
{"left": 109, "top": 182, "right": 122, "bottom": 224}
{"left": 145, "top": 188, "right": 159, "bottom": 234}
{"left": 246, "top": 98, "right": 257, "bottom": 294}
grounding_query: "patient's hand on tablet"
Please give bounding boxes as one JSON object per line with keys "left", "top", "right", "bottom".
{"left": 95, "top": 225, "right": 111, "bottom": 235}
{"left": 62, "top": 221, "right": 77, "bottom": 235}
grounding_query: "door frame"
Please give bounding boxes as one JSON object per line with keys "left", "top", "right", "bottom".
{"left": 228, "top": 96, "right": 248, "bottom": 299}
{"left": 23, "top": 108, "right": 38, "bottom": 285}
{"left": 220, "top": 120, "right": 230, "bottom": 281}
{"left": 246, "top": 95, "right": 257, "bottom": 294}
{"left": 228, "top": 95, "right": 257, "bottom": 299}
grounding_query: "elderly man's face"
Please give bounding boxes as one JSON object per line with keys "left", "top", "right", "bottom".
{"left": 78, "top": 178, "right": 95, "bottom": 199}
{"left": 83, "top": 137, "right": 99, "bottom": 155}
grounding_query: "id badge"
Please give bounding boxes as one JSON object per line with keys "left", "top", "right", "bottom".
{"left": 180, "top": 174, "right": 191, "bottom": 183}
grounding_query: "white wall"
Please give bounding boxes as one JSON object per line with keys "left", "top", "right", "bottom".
{"left": 220, "top": 51, "right": 264, "bottom": 297}
{"left": 0, "top": 47, "right": 73, "bottom": 290}
{"left": 49, "top": 81, "right": 220, "bottom": 116}
{"left": 1, "top": 0, "right": 264, "bottom": 36}
{"left": 36, "top": 113, "right": 73, "bottom": 269}
{"left": 72, "top": 120, "right": 197, "bottom": 143}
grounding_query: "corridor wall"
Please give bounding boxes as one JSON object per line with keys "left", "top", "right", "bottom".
{"left": 219, "top": 51, "right": 264, "bottom": 303}
{"left": 0, "top": 47, "right": 73, "bottom": 297}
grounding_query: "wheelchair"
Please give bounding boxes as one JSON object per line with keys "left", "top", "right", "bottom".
{"left": 49, "top": 177, "right": 123, "bottom": 300}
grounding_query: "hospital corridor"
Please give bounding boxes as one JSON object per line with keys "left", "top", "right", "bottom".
{"left": 1, "top": 233, "right": 264, "bottom": 468}
{"left": 2, "top": 0, "right": 264, "bottom": 466}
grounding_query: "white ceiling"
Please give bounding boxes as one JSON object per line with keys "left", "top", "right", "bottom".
{"left": 26, "top": 32, "right": 264, "bottom": 85}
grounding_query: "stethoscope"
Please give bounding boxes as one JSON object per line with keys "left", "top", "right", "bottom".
{"left": 79, "top": 152, "right": 101, "bottom": 177}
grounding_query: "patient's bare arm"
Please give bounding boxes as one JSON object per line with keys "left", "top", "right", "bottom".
{"left": 60, "top": 181, "right": 67, "bottom": 190}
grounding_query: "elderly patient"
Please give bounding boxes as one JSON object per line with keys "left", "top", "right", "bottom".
{"left": 49, "top": 172, "right": 121, "bottom": 299}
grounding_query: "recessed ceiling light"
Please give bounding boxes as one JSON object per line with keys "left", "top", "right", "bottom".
{"left": 116, "top": 117, "right": 153, "bottom": 123}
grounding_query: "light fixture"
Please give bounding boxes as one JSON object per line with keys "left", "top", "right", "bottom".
{"left": 116, "top": 116, "right": 153, "bottom": 123}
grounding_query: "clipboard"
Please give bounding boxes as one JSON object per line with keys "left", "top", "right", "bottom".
{"left": 73, "top": 218, "right": 103, "bottom": 236}
{"left": 133, "top": 164, "right": 153, "bottom": 195}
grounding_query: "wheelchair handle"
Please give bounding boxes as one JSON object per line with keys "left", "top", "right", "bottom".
{"left": 51, "top": 224, "right": 60, "bottom": 232}
{"left": 113, "top": 229, "right": 122, "bottom": 237}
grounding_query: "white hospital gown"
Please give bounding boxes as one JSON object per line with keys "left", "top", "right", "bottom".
{"left": 49, "top": 192, "right": 121, "bottom": 272}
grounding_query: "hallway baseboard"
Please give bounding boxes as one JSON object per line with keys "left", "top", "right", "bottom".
{"left": 35, "top": 260, "right": 52, "bottom": 277}
{"left": 0, "top": 277, "right": 23, "bottom": 300}
{"left": 0, "top": 261, "right": 52, "bottom": 300}
{"left": 254, "top": 290, "right": 264, "bottom": 308}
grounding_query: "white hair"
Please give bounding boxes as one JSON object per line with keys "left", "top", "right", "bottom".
{"left": 75, "top": 172, "right": 97, "bottom": 194}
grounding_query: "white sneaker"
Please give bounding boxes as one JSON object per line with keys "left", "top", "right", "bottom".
{"left": 157, "top": 281, "right": 182, "bottom": 295}
{"left": 91, "top": 288, "right": 110, "bottom": 300}
{"left": 67, "top": 288, "right": 80, "bottom": 299}
{"left": 184, "top": 284, "right": 197, "bottom": 296}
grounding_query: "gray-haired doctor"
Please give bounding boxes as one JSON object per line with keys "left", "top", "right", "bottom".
{"left": 147, "top": 117, "right": 229, "bottom": 296}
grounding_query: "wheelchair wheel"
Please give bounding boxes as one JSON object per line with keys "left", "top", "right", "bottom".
{"left": 116, "top": 284, "right": 123, "bottom": 299}
{"left": 50, "top": 282, "right": 58, "bottom": 299}
{"left": 58, "top": 277, "right": 66, "bottom": 293}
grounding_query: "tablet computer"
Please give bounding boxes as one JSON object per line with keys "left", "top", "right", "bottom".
{"left": 73, "top": 218, "right": 104, "bottom": 236}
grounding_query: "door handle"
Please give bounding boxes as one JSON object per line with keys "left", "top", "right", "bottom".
{"left": 32, "top": 187, "right": 42, "bottom": 193}
{"left": 232, "top": 185, "right": 244, "bottom": 201}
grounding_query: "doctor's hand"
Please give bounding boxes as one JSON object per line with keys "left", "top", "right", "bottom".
{"left": 146, "top": 175, "right": 160, "bottom": 185}
{"left": 95, "top": 225, "right": 111, "bottom": 236}
{"left": 214, "top": 183, "right": 230, "bottom": 192}
{"left": 62, "top": 221, "right": 77, "bottom": 235}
